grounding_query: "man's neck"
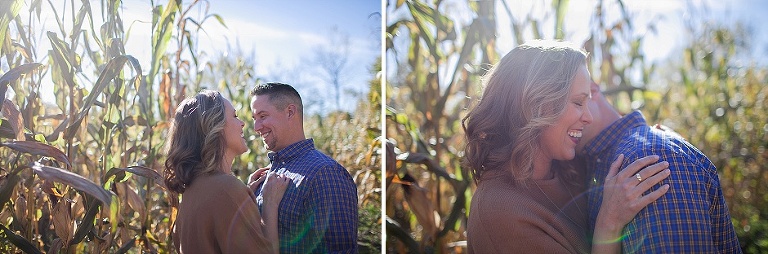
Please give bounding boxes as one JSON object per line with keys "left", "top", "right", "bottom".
{"left": 599, "top": 100, "right": 622, "bottom": 130}
{"left": 272, "top": 135, "right": 308, "bottom": 153}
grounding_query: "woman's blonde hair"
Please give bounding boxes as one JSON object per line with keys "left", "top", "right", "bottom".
{"left": 462, "top": 40, "right": 588, "bottom": 184}
{"left": 164, "top": 90, "right": 227, "bottom": 193}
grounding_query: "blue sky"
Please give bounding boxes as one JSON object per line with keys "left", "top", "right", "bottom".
{"left": 124, "top": 0, "right": 382, "bottom": 112}
{"left": 387, "top": 0, "right": 768, "bottom": 87}
{"left": 29, "top": 0, "right": 381, "bottom": 113}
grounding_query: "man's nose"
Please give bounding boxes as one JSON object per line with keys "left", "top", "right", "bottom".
{"left": 582, "top": 107, "right": 593, "bottom": 125}
{"left": 253, "top": 121, "right": 262, "bottom": 132}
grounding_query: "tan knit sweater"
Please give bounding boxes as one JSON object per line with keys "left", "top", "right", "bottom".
{"left": 467, "top": 170, "right": 589, "bottom": 254}
{"left": 173, "top": 172, "right": 274, "bottom": 254}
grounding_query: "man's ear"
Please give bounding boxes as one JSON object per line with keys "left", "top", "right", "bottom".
{"left": 590, "top": 81, "right": 603, "bottom": 99}
{"left": 286, "top": 104, "right": 297, "bottom": 118}
{"left": 590, "top": 81, "right": 600, "bottom": 94}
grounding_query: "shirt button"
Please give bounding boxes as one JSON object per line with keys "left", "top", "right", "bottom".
{"left": 597, "top": 159, "right": 602, "bottom": 163}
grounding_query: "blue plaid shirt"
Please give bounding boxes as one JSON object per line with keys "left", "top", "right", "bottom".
{"left": 255, "top": 139, "right": 358, "bottom": 253}
{"left": 582, "top": 111, "right": 741, "bottom": 253}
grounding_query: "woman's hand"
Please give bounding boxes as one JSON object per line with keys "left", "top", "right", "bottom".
{"left": 261, "top": 171, "right": 291, "bottom": 206}
{"left": 247, "top": 167, "right": 270, "bottom": 192}
{"left": 594, "top": 154, "right": 670, "bottom": 245}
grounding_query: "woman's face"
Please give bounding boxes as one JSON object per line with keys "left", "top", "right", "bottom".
{"left": 539, "top": 65, "right": 593, "bottom": 161}
{"left": 222, "top": 98, "right": 248, "bottom": 157}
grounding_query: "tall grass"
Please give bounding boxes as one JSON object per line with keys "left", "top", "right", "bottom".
{"left": 0, "top": 0, "right": 382, "bottom": 253}
{"left": 385, "top": 0, "right": 767, "bottom": 253}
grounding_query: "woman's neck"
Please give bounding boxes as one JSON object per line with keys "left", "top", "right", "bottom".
{"left": 531, "top": 153, "right": 554, "bottom": 180}
{"left": 220, "top": 153, "right": 234, "bottom": 174}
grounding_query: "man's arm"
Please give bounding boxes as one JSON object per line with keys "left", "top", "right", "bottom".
{"left": 703, "top": 157, "right": 742, "bottom": 253}
{"left": 310, "top": 163, "right": 358, "bottom": 253}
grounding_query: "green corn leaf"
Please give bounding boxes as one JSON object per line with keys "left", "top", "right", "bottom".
{"left": 47, "top": 32, "right": 78, "bottom": 89}
{"left": 65, "top": 55, "right": 140, "bottom": 140}
{"left": 208, "top": 13, "right": 227, "bottom": 29}
{"left": 148, "top": 0, "right": 179, "bottom": 85}
{"left": 0, "top": 0, "right": 23, "bottom": 54}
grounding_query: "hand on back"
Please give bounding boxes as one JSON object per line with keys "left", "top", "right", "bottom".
{"left": 597, "top": 154, "right": 671, "bottom": 231}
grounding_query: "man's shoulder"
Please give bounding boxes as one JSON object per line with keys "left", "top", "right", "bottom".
{"left": 293, "top": 148, "right": 346, "bottom": 172}
{"left": 615, "top": 125, "right": 716, "bottom": 174}
{"left": 616, "top": 125, "right": 698, "bottom": 155}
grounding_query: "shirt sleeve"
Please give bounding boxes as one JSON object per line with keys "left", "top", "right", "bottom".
{"left": 213, "top": 181, "right": 275, "bottom": 254}
{"left": 308, "top": 163, "right": 358, "bottom": 253}
{"left": 618, "top": 143, "right": 741, "bottom": 253}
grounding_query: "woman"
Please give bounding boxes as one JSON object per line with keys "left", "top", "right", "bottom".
{"left": 164, "top": 90, "right": 290, "bottom": 254}
{"left": 463, "top": 40, "right": 670, "bottom": 253}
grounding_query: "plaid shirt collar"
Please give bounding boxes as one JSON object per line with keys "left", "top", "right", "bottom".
{"left": 267, "top": 138, "right": 315, "bottom": 164}
{"left": 583, "top": 111, "right": 647, "bottom": 158}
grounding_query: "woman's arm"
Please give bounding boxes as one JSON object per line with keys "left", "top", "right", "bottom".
{"left": 591, "top": 154, "right": 670, "bottom": 254}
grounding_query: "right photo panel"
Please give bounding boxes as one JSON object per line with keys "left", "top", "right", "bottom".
{"left": 384, "top": 0, "right": 768, "bottom": 253}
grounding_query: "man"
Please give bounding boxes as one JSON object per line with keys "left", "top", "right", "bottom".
{"left": 250, "top": 82, "right": 358, "bottom": 253}
{"left": 577, "top": 81, "right": 741, "bottom": 253}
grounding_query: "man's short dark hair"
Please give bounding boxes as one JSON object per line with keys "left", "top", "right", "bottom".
{"left": 250, "top": 82, "right": 303, "bottom": 114}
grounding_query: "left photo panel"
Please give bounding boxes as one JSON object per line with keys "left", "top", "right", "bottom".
{"left": 0, "top": 0, "right": 382, "bottom": 253}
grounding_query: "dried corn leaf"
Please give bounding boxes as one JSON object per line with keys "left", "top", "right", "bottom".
{"left": 14, "top": 196, "right": 26, "bottom": 230}
{"left": 106, "top": 165, "right": 166, "bottom": 190}
{"left": 1, "top": 99, "right": 25, "bottom": 140}
{"left": 31, "top": 162, "right": 113, "bottom": 208}
{"left": 1, "top": 141, "right": 71, "bottom": 168}
{"left": 41, "top": 179, "right": 64, "bottom": 198}
{"left": 0, "top": 223, "right": 42, "bottom": 254}
{"left": 0, "top": 63, "right": 43, "bottom": 112}
{"left": 116, "top": 182, "right": 145, "bottom": 219}
{"left": 402, "top": 179, "right": 438, "bottom": 244}
{"left": 52, "top": 200, "right": 73, "bottom": 246}
{"left": 48, "top": 238, "right": 63, "bottom": 254}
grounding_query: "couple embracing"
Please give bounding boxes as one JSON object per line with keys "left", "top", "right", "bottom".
{"left": 164, "top": 83, "right": 358, "bottom": 253}
{"left": 464, "top": 40, "right": 741, "bottom": 253}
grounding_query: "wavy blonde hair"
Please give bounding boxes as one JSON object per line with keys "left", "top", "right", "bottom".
{"left": 164, "top": 90, "right": 227, "bottom": 193}
{"left": 462, "top": 40, "right": 587, "bottom": 184}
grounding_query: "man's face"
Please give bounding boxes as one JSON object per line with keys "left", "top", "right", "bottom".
{"left": 576, "top": 81, "right": 603, "bottom": 153}
{"left": 251, "top": 95, "right": 291, "bottom": 152}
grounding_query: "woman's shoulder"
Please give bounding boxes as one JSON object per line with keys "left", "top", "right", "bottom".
{"left": 186, "top": 172, "right": 250, "bottom": 200}
{"left": 202, "top": 172, "right": 244, "bottom": 185}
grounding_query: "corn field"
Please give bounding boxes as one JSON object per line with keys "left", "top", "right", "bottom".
{"left": 0, "top": 0, "right": 381, "bottom": 253}
{"left": 385, "top": 0, "right": 767, "bottom": 253}
{"left": 4, "top": 0, "right": 767, "bottom": 253}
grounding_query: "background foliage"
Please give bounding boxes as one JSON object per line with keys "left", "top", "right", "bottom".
{"left": 0, "top": 0, "right": 381, "bottom": 253}
{"left": 385, "top": 0, "right": 767, "bottom": 253}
